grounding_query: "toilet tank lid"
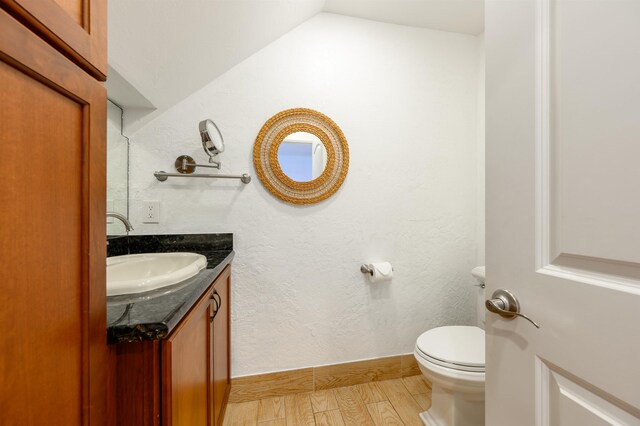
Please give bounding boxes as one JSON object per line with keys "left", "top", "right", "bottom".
{"left": 471, "top": 266, "right": 486, "bottom": 282}
{"left": 416, "top": 326, "right": 485, "bottom": 367}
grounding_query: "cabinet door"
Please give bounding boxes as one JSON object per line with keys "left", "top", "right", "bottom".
{"left": 163, "top": 291, "right": 212, "bottom": 426}
{"left": 0, "top": 9, "right": 106, "bottom": 425}
{"left": 0, "top": 0, "right": 106, "bottom": 79}
{"left": 211, "top": 266, "right": 231, "bottom": 425}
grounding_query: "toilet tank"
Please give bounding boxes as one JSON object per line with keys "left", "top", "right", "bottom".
{"left": 472, "top": 266, "right": 486, "bottom": 329}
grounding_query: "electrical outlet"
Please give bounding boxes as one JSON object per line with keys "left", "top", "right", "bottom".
{"left": 142, "top": 200, "right": 160, "bottom": 223}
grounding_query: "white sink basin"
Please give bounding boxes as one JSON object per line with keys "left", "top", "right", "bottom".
{"left": 107, "top": 252, "right": 207, "bottom": 296}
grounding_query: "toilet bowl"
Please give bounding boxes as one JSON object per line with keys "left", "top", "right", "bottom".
{"left": 414, "top": 267, "right": 486, "bottom": 426}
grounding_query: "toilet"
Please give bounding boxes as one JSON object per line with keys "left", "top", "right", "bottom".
{"left": 414, "top": 266, "right": 486, "bottom": 426}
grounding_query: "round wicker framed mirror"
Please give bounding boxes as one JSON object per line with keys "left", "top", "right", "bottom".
{"left": 253, "top": 108, "right": 349, "bottom": 205}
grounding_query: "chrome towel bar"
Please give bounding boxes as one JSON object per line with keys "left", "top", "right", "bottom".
{"left": 154, "top": 155, "right": 251, "bottom": 183}
{"left": 154, "top": 171, "right": 251, "bottom": 184}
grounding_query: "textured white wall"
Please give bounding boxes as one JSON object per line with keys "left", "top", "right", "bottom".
{"left": 477, "top": 34, "right": 486, "bottom": 266}
{"left": 128, "top": 13, "right": 483, "bottom": 376}
{"left": 106, "top": 101, "right": 129, "bottom": 235}
{"left": 108, "top": 0, "right": 324, "bottom": 133}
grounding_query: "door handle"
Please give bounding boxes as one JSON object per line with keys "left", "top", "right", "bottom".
{"left": 485, "top": 289, "right": 540, "bottom": 329}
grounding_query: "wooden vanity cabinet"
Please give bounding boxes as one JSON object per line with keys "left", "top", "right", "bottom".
{"left": 210, "top": 268, "right": 231, "bottom": 426}
{"left": 162, "top": 287, "right": 212, "bottom": 425}
{"left": 115, "top": 265, "right": 232, "bottom": 426}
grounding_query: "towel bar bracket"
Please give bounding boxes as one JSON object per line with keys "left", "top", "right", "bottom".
{"left": 175, "top": 155, "right": 221, "bottom": 174}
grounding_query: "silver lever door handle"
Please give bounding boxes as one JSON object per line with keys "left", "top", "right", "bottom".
{"left": 485, "top": 289, "right": 540, "bottom": 329}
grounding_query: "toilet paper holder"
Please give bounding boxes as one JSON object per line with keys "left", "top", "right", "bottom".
{"left": 360, "top": 264, "right": 394, "bottom": 276}
{"left": 360, "top": 265, "right": 374, "bottom": 276}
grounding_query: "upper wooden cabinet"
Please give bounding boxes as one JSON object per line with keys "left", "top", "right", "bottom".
{"left": 0, "top": 0, "right": 106, "bottom": 80}
{"left": 0, "top": 8, "right": 107, "bottom": 425}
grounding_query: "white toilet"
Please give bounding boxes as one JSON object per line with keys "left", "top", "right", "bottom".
{"left": 414, "top": 266, "right": 486, "bottom": 426}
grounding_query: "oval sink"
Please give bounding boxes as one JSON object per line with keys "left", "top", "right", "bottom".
{"left": 107, "top": 252, "right": 207, "bottom": 296}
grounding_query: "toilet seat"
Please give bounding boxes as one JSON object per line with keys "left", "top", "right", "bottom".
{"left": 415, "top": 326, "right": 485, "bottom": 373}
{"left": 416, "top": 350, "right": 485, "bottom": 373}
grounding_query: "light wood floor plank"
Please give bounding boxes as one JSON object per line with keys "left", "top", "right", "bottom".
{"left": 258, "top": 397, "right": 286, "bottom": 422}
{"left": 310, "top": 389, "right": 339, "bottom": 413}
{"left": 315, "top": 410, "right": 346, "bottom": 426}
{"left": 334, "top": 386, "right": 375, "bottom": 426}
{"left": 366, "top": 401, "right": 404, "bottom": 426}
{"left": 378, "top": 379, "right": 423, "bottom": 426}
{"left": 402, "top": 376, "right": 431, "bottom": 395}
{"left": 284, "top": 393, "right": 316, "bottom": 426}
{"left": 411, "top": 393, "right": 432, "bottom": 411}
{"left": 223, "top": 401, "right": 259, "bottom": 426}
{"left": 259, "top": 420, "right": 287, "bottom": 426}
{"left": 355, "top": 382, "right": 388, "bottom": 404}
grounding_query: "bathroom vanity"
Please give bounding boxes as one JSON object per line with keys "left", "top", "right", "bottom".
{"left": 107, "top": 234, "right": 233, "bottom": 426}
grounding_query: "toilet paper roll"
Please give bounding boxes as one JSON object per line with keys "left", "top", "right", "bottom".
{"left": 366, "top": 262, "right": 393, "bottom": 283}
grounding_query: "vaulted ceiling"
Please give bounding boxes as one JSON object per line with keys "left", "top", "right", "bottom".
{"left": 324, "top": 0, "right": 484, "bottom": 35}
{"left": 107, "top": 0, "right": 484, "bottom": 133}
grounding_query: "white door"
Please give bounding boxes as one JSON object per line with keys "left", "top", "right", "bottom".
{"left": 486, "top": 0, "right": 640, "bottom": 424}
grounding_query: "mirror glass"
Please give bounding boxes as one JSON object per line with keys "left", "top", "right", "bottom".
{"left": 200, "top": 119, "right": 225, "bottom": 158}
{"left": 277, "top": 132, "right": 327, "bottom": 182}
{"left": 107, "top": 100, "right": 129, "bottom": 235}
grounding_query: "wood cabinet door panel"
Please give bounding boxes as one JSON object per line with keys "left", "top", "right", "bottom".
{"left": 163, "top": 290, "right": 212, "bottom": 426}
{"left": 0, "top": 9, "right": 106, "bottom": 425}
{"left": 0, "top": 0, "right": 106, "bottom": 79}
{"left": 114, "top": 341, "right": 161, "bottom": 426}
{"left": 212, "top": 266, "right": 231, "bottom": 425}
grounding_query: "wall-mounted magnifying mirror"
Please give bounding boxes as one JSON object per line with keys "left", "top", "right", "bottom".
{"left": 277, "top": 132, "right": 328, "bottom": 182}
{"left": 161, "top": 118, "right": 231, "bottom": 177}
{"left": 199, "top": 119, "right": 225, "bottom": 163}
{"left": 154, "top": 118, "right": 252, "bottom": 183}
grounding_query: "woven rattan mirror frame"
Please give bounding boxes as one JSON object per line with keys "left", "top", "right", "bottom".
{"left": 253, "top": 108, "right": 349, "bottom": 205}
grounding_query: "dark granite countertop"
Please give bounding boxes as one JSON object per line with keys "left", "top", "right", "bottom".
{"left": 106, "top": 234, "right": 233, "bottom": 344}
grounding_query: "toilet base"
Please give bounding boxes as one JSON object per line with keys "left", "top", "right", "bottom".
{"left": 420, "top": 384, "right": 485, "bottom": 426}
{"left": 419, "top": 407, "right": 484, "bottom": 426}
